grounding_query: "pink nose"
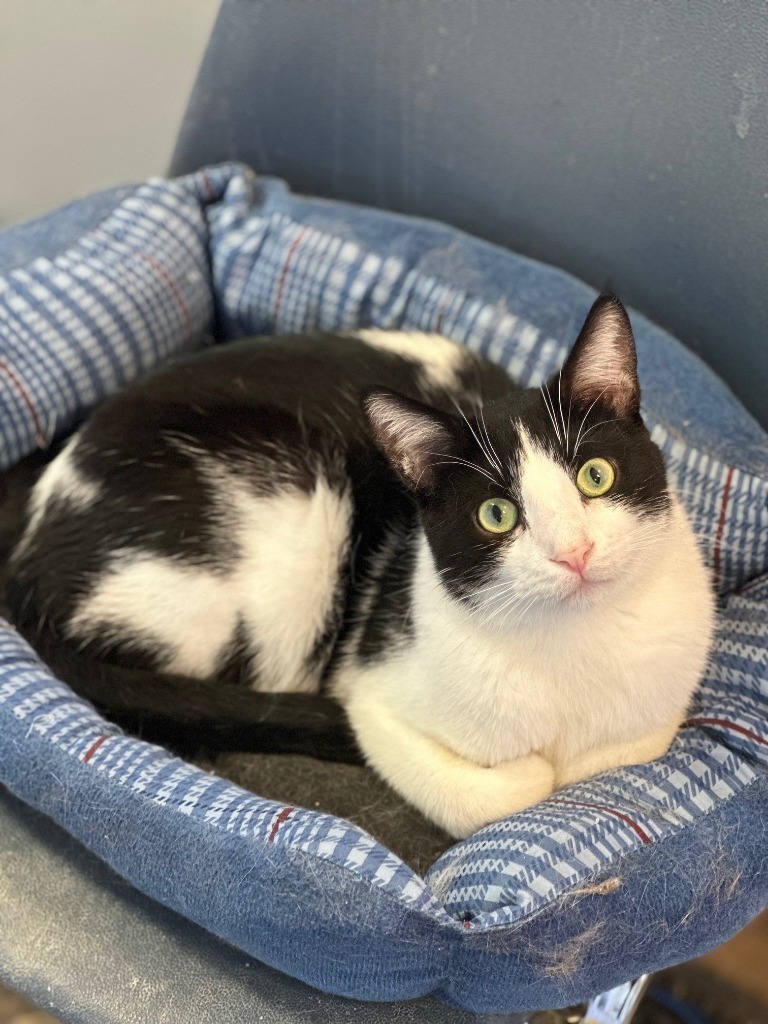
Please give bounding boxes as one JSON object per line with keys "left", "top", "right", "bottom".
{"left": 552, "top": 541, "right": 594, "bottom": 576}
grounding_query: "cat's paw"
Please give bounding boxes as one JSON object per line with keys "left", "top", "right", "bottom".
{"left": 443, "top": 753, "right": 556, "bottom": 839}
{"left": 555, "top": 721, "right": 681, "bottom": 789}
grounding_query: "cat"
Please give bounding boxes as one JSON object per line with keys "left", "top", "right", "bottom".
{"left": 6, "top": 295, "right": 715, "bottom": 838}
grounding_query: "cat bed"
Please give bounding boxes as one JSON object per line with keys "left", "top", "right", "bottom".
{"left": 0, "top": 164, "right": 766, "bottom": 1014}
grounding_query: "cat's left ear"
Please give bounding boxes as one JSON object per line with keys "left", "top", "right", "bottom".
{"left": 559, "top": 295, "right": 640, "bottom": 418}
{"left": 362, "top": 388, "right": 460, "bottom": 493}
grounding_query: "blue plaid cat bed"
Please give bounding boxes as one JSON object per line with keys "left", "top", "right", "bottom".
{"left": 0, "top": 164, "right": 766, "bottom": 1013}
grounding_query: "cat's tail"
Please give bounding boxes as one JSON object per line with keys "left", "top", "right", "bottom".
{"left": 11, "top": 623, "right": 363, "bottom": 764}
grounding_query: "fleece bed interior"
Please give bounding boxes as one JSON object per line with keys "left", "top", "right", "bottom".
{"left": 1, "top": 163, "right": 767, "bottom": 1012}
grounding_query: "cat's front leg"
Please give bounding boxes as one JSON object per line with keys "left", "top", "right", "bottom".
{"left": 554, "top": 720, "right": 681, "bottom": 789}
{"left": 344, "top": 691, "right": 555, "bottom": 838}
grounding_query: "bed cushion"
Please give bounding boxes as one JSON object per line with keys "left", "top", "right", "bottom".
{"left": 0, "top": 163, "right": 766, "bottom": 1014}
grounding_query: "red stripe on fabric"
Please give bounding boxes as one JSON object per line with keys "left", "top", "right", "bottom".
{"left": 272, "top": 227, "right": 309, "bottom": 328}
{"left": 434, "top": 291, "right": 452, "bottom": 334}
{"left": 82, "top": 735, "right": 108, "bottom": 764}
{"left": 550, "top": 797, "right": 652, "bottom": 845}
{"left": 684, "top": 716, "right": 768, "bottom": 747}
{"left": 268, "top": 806, "right": 295, "bottom": 843}
{"left": 734, "top": 574, "right": 768, "bottom": 596}
{"left": 137, "top": 253, "right": 192, "bottom": 341}
{"left": 0, "top": 358, "right": 47, "bottom": 447}
{"left": 201, "top": 172, "right": 215, "bottom": 200}
{"left": 713, "top": 465, "right": 735, "bottom": 585}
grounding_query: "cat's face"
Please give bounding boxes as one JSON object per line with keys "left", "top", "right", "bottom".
{"left": 365, "top": 296, "right": 672, "bottom": 627}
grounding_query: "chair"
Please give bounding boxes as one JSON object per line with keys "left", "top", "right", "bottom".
{"left": 1, "top": 3, "right": 766, "bottom": 1020}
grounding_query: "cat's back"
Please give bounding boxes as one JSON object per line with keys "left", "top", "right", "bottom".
{"left": 8, "top": 329, "right": 509, "bottom": 695}
{"left": 91, "top": 329, "right": 508, "bottom": 432}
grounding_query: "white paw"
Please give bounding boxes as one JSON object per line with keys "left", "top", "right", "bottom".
{"left": 440, "top": 753, "right": 556, "bottom": 839}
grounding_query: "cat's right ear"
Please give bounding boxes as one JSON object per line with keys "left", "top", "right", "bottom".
{"left": 362, "top": 388, "right": 459, "bottom": 493}
{"left": 559, "top": 295, "right": 640, "bottom": 419}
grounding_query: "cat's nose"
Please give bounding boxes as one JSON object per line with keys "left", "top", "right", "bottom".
{"left": 551, "top": 540, "right": 594, "bottom": 576}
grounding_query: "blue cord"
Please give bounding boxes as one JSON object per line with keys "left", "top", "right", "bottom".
{"left": 647, "top": 986, "right": 713, "bottom": 1024}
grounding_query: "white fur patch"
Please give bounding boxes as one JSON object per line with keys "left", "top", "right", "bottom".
{"left": 70, "top": 474, "right": 353, "bottom": 692}
{"left": 354, "top": 330, "right": 468, "bottom": 391}
{"left": 517, "top": 429, "right": 590, "bottom": 560}
{"left": 18, "top": 436, "right": 100, "bottom": 551}
{"left": 69, "top": 555, "right": 237, "bottom": 677}
{"left": 231, "top": 476, "right": 352, "bottom": 692}
{"left": 474, "top": 427, "right": 659, "bottom": 619}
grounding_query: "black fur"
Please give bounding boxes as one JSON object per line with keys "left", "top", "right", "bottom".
{"left": 357, "top": 525, "right": 417, "bottom": 664}
{"left": 21, "top": 624, "right": 362, "bottom": 762}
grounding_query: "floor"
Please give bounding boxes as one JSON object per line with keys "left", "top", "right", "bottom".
{"left": 2, "top": 911, "right": 768, "bottom": 1022}
{"left": 0, "top": 987, "right": 53, "bottom": 1024}
{"left": 697, "top": 907, "right": 768, "bottom": 1008}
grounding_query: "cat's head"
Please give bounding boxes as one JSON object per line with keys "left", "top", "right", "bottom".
{"left": 363, "top": 295, "right": 672, "bottom": 627}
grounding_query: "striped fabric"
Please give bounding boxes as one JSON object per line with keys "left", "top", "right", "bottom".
{"left": 0, "top": 163, "right": 765, "bottom": 942}
{"left": 0, "top": 169, "right": 225, "bottom": 469}
{"left": 0, "top": 628, "right": 448, "bottom": 921}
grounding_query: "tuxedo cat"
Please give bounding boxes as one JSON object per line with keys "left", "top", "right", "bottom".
{"left": 7, "top": 296, "right": 714, "bottom": 838}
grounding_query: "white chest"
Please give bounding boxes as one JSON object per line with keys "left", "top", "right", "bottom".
{"left": 341, "top": 532, "right": 713, "bottom": 772}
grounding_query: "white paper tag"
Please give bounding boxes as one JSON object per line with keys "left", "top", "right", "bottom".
{"left": 582, "top": 976, "right": 650, "bottom": 1024}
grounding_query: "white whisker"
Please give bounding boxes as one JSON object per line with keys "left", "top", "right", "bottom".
{"left": 566, "top": 392, "right": 573, "bottom": 458}
{"left": 561, "top": 368, "right": 573, "bottom": 448}
{"left": 540, "top": 384, "right": 563, "bottom": 445}
{"left": 424, "top": 453, "right": 498, "bottom": 485}
{"left": 574, "top": 417, "right": 613, "bottom": 449}
{"left": 449, "top": 395, "right": 502, "bottom": 477}
{"left": 474, "top": 399, "right": 504, "bottom": 475}
{"left": 573, "top": 386, "right": 611, "bottom": 457}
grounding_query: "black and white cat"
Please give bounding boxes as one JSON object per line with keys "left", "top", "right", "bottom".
{"left": 7, "top": 296, "right": 714, "bottom": 838}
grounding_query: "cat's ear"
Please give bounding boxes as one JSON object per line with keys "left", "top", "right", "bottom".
{"left": 559, "top": 295, "right": 640, "bottom": 418}
{"left": 362, "top": 388, "right": 459, "bottom": 492}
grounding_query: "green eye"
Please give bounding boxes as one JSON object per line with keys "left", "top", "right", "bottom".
{"left": 576, "top": 457, "right": 615, "bottom": 498}
{"left": 477, "top": 498, "right": 519, "bottom": 534}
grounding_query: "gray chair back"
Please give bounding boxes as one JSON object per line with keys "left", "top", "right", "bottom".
{"left": 172, "top": 0, "right": 768, "bottom": 425}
